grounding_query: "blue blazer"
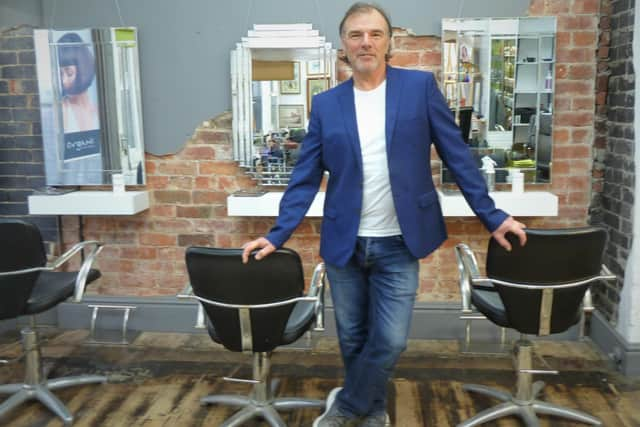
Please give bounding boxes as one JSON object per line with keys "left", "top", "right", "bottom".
{"left": 266, "top": 66, "right": 508, "bottom": 267}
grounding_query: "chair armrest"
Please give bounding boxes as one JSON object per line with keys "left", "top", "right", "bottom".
{"left": 455, "top": 244, "right": 492, "bottom": 313}
{"left": 177, "top": 284, "right": 207, "bottom": 329}
{"left": 582, "top": 264, "right": 617, "bottom": 313}
{"left": 307, "top": 262, "right": 326, "bottom": 332}
{"left": 67, "top": 241, "right": 103, "bottom": 302}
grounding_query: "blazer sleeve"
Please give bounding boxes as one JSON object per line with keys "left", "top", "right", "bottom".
{"left": 265, "top": 99, "right": 325, "bottom": 248}
{"left": 425, "top": 73, "right": 508, "bottom": 232}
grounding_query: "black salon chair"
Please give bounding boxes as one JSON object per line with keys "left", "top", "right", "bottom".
{"left": 455, "top": 227, "right": 615, "bottom": 427}
{"left": 0, "top": 219, "right": 106, "bottom": 424}
{"left": 183, "top": 247, "right": 326, "bottom": 427}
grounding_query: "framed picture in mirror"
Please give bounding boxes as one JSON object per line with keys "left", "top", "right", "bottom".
{"left": 307, "top": 59, "right": 325, "bottom": 76}
{"left": 278, "top": 104, "right": 304, "bottom": 128}
{"left": 279, "top": 62, "right": 300, "bottom": 94}
{"left": 307, "top": 77, "right": 329, "bottom": 116}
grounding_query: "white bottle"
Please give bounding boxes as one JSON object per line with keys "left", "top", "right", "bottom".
{"left": 511, "top": 169, "right": 524, "bottom": 194}
{"left": 481, "top": 156, "right": 497, "bottom": 192}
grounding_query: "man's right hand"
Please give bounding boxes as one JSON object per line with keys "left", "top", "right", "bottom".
{"left": 241, "top": 237, "right": 276, "bottom": 264}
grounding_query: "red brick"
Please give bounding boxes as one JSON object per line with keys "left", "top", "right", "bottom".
{"left": 420, "top": 51, "right": 441, "bottom": 66}
{"left": 574, "top": 0, "right": 599, "bottom": 14}
{"left": 157, "top": 161, "right": 198, "bottom": 176}
{"left": 556, "top": 31, "right": 571, "bottom": 47}
{"left": 556, "top": 48, "right": 590, "bottom": 63}
{"left": 149, "top": 205, "right": 176, "bottom": 217}
{"left": 193, "top": 190, "right": 227, "bottom": 204}
{"left": 596, "top": 74, "right": 609, "bottom": 91}
{"left": 558, "top": 16, "right": 597, "bottom": 31}
{"left": 139, "top": 233, "right": 176, "bottom": 246}
{"left": 572, "top": 31, "right": 597, "bottom": 47}
{"left": 546, "top": 1, "right": 569, "bottom": 14}
{"left": 555, "top": 111, "right": 594, "bottom": 127}
{"left": 571, "top": 128, "right": 592, "bottom": 143}
{"left": 146, "top": 176, "right": 169, "bottom": 189}
{"left": 177, "top": 234, "right": 215, "bottom": 247}
{"left": 388, "top": 52, "right": 420, "bottom": 67}
{"left": 153, "top": 190, "right": 191, "bottom": 204}
{"left": 394, "top": 35, "right": 439, "bottom": 51}
{"left": 572, "top": 97, "right": 594, "bottom": 111}
{"left": 555, "top": 80, "right": 594, "bottom": 95}
{"left": 199, "top": 161, "right": 240, "bottom": 175}
{"left": 177, "top": 206, "right": 212, "bottom": 218}
{"left": 195, "top": 130, "right": 231, "bottom": 144}
{"left": 568, "top": 64, "right": 595, "bottom": 79}
{"left": 120, "top": 246, "right": 158, "bottom": 260}
{"left": 181, "top": 145, "right": 216, "bottom": 160}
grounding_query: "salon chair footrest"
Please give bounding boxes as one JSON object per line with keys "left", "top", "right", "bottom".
{"left": 86, "top": 304, "right": 137, "bottom": 345}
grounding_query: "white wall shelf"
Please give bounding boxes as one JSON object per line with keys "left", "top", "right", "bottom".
{"left": 28, "top": 191, "right": 150, "bottom": 215}
{"left": 227, "top": 190, "right": 558, "bottom": 217}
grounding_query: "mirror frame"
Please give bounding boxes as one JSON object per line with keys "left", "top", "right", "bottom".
{"left": 231, "top": 24, "right": 337, "bottom": 187}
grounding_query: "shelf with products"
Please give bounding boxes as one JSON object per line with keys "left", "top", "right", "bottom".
{"left": 441, "top": 17, "right": 556, "bottom": 186}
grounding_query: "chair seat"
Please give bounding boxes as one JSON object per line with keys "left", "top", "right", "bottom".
{"left": 470, "top": 288, "right": 509, "bottom": 328}
{"left": 24, "top": 269, "right": 101, "bottom": 315}
{"left": 207, "top": 300, "right": 316, "bottom": 349}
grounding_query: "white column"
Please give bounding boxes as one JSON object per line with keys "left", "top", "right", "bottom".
{"left": 615, "top": 6, "right": 640, "bottom": 343}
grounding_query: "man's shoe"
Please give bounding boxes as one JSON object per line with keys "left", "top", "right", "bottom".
{"left": 359, "top": 412, "right": 391, "bottom": 426}
{"left": 313, "top": 387, "right": 360, "bottom": 427}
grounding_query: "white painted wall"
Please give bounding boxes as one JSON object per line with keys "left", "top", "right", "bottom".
{"left": 616, "top": 6, "right": 640, "bottom": 343}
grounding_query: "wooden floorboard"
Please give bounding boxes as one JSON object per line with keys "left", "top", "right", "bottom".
{"left": 0, "top": 330, "right": 638, "bottom": 426}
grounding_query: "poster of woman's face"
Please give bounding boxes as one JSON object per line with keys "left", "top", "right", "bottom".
{"left": 37, "top": 30, "right": 102, "bottom": 164}
{"left": 35, "top": 29, "right": 104, "bottom": 185}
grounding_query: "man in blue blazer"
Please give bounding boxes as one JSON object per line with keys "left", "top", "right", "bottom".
{"left": 243, "top": 3, "right": 527, "bottom": 426}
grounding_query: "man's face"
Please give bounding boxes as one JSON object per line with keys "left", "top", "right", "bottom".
{"left": 340, "top": 10, "right": 390, "bottom": 76}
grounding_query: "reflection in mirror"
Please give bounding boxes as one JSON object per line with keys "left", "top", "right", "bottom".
{"left": 441, "top": 17, "right": 556, "bottom": 187}
{"left": 231, "top": 24, "right": 336, "bottom": 187}
{"left": 34, "top": 27, "right": 146, "bottom": 186}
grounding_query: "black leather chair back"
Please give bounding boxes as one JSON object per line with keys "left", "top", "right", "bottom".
{"left": 0, "top": 220, "right": 47, "bottom": 320}
{"left": 486, "top": 227, "right": 607, "bottom": 335}
{"left": 185, "top": 247, "right": 305, "bottom": 353}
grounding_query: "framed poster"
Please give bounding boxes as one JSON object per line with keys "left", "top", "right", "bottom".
{"left": 278, "top": 104, "right": 304, "bottom": 128}
{"left": 279, "top": 62, "right": 300, "bottom": 94}
{"left": 307, "top": 77, "right": 329, "bottom": 115}
{"left": 306, "top": 59, "right": 325, "bottom": 76}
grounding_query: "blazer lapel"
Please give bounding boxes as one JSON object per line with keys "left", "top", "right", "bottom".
{"left": 385, "top": 66, "right": 403, "bottom": 152}
{"left": 337, "top": 79, "right": 363, "bottom": 173}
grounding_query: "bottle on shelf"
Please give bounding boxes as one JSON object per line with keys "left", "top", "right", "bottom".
{"left": 544, "top": 69, "right": 552, "bottom": 90}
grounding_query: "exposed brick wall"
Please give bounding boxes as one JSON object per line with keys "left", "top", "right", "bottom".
{"left": 0, "top": 25, "right": 58, "bottom": 245}
{"left": 1, "top": 1, "right": 603, "bottom": 301}
{"left": 589, "top": 0, "right": 635, "bottom": 324}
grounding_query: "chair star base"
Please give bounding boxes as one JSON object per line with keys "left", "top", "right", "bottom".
{"left": 458, "top": 339, "right": 602, "bottom": 427}
{"left": 0, "top": 327, "right": 107, "bottom": 425}
{"left": 201, "top": 352, "right": 324, "bottom": 427}
{"left": 458, "top": 383, "right": 602, "bottom": 427}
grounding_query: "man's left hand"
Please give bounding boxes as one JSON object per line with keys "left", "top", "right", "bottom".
{"left": 491, "top": 216, "right": 527, "bottom": 251}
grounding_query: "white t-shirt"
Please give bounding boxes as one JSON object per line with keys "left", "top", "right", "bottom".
{"left": 354, "top": 81, "right": 401, "bottom": 237}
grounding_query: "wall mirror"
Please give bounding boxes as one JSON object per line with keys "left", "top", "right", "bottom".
{"left": 34, "top": 27, "right": 145, "bottom": 186}
{"left": 231, "top": 24, "right": 336, "bottom": 187}
{"left": 441, "top": 17, "right": 556, "bottom": 186}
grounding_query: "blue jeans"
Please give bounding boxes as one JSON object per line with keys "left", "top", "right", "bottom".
{"left": 326, "top": 235, "right": 419, "bottom": 417}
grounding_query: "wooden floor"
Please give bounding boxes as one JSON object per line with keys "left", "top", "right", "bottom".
{"left": 0, "top": 329, "right": 638, "bottom": 427}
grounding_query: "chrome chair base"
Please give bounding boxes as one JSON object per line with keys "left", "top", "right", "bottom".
{"left": 202, "top": 394, "right": 325, "bottom": 427}
{"left": 458, "top": 339, "right": 602, "bottom": 427}
{"left": 458, "top": 383, "right": 602, "bottom": 426}
{"left": 202, "top": 352, "right": 324, "bottom": 427}
{"left": 0, "top": 327, "right": 107, "bottom": 425}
